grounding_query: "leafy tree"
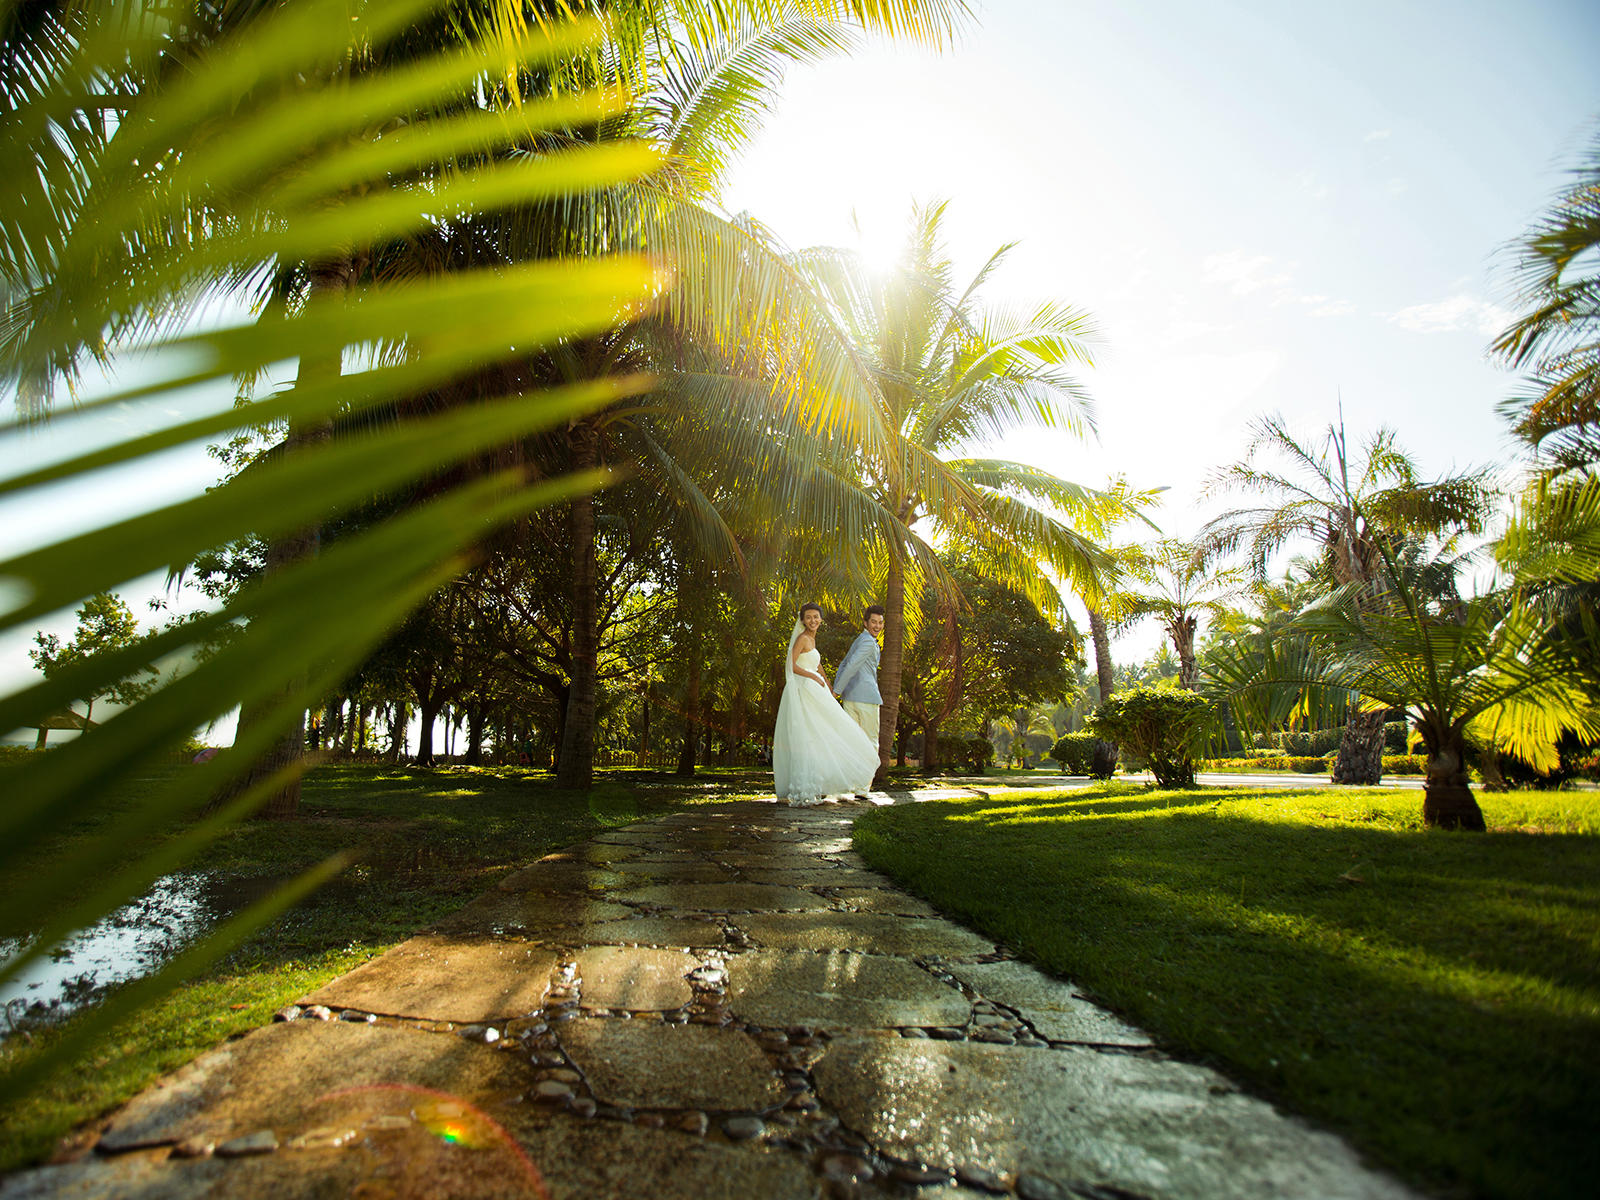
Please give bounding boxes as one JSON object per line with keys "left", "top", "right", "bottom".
{"left": 900, "top": 558, "right": 1076, "bottom": 769}
{"left": 1493, "top": 127, "right": 1600, "bottom": 474}
{"left": 28, "top": 593, "right": 158, "bottom": 740}
{"left": 1086, "top": 684, "right": 1211, "bottom": 788}
{"left": 1199, "top": 413, "right": 1496, "bottom": 783}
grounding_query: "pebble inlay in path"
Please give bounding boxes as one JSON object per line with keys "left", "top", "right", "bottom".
{"left": 1, "top": 794, "right": 1420, "bottom": 1200}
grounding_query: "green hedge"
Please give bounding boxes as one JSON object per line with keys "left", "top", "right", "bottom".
{"left": 1204, "top": 754, "right": 1428, "bottom": 775}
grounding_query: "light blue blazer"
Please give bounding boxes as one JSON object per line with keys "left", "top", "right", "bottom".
{"left": 834, "top": 629, "right": 882, "bottom": 704}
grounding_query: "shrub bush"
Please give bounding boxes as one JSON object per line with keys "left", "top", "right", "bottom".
{"left": 959, "top": 736, "right": 994, "bottom": 774}
{"left": 1051, "top": 732, "right": 1099, "bottom": 775}
{"left": 1087, "top": 686, "right": 1211, "bottom": 788}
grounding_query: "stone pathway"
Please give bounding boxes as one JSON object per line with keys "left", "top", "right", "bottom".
{"left": 2, "top": 793, "right": 1418, "bottom": 1199}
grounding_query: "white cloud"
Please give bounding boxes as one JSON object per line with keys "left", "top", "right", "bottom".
{"left": 1292, "top": 169, "right": 1329, "bottom": 200}
{"left": 1363, "top": 129, "right": 1392, "bottom": 143}
{"left": 1202, "top": 251, "right": 1295, "bottom": 297}
{"left": 1383, "top": 294, "right": 1513, "bottom": 336}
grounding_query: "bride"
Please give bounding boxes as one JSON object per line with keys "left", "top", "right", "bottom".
{"left": 773, "top": 602, "right": 880, "bottom": 805}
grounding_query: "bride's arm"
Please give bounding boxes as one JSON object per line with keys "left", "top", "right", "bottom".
{"left": 791, "top": 636, "right": 829, "bottom": 687}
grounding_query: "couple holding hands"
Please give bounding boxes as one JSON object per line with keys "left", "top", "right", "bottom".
{"left": 772, "top": 602, "right": 885, "bottom": 806}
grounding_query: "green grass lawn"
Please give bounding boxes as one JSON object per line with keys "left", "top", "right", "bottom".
{"left": 0, "top": 762, "right": 741, "bottom": 1172}
{"left": 853, "top": 784, "right": 1600, "bottom": 1200}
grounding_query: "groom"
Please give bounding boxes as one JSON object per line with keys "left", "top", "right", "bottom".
{"left": 834, "top": 604, "right": 886, "bottom": 769}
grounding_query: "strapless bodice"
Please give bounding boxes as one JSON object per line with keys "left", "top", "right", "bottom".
{"left": 795, "top": 648, "right": 820, "bottom": 668}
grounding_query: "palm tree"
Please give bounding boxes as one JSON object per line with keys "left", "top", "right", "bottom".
{"left": 798, "top": 201, "right": 1122, "bottom": 779}
{"left": 1211, "top": 524, "right": 1600, "bottom": 830}
{"left": 1199, "top": 413, "right": 1496, "bottom": 783}
{"left": 1118, "top": 540, "right": 1244, "bottom": 692}
{"left": 1493, "top": 127, "right": 1600, "bottom": 475}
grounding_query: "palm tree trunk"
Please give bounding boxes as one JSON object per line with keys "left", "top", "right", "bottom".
{"left": 876, "top": 551, "right": 906, "bottom": 784}
{"left": 1332, "top": 708, "right": 1386, "bottom": 784}
{"left": 1418, "top": 724, "right": 1486, "bottom": 831}
{"left": 923, "top": 721, "right": 940, "bottom": 771}
{"left": 466, "top": 706, "right": 485, "bottom": 766}
{"left": 1087, "top": 606, "right": 1118, "bottom": 777}
{"left": 1169, "top": 613, "right": 1199, "bottom": 690}
{"left": 677, "top": 649, "right": 701, "bottom": 777}
{"left": 557, "top": 419, "right": 599, "bottom": 789}
{"left": 217, "top": 253, "right": 349, "bottom": 817}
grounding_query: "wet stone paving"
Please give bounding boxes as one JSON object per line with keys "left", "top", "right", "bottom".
{"left": 2, "top": 794, "right": 1418, "bottom": 1199}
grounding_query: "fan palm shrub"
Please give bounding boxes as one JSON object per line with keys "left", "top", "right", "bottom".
{"left": 1200, "top": 414, "right": 1496, "bottom": 783}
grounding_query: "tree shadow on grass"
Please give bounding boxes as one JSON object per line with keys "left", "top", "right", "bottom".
{"left": 857, "top": 797, "right": 1600, "bottom": 1199}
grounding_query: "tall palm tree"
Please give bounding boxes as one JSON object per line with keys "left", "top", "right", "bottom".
{"left": 798, "top": 201, "right": 1122, "bottom": 778}
{"left": 1493, "top": 127, "right": 1600, "bottom": 475}
{"left": 1199, "top": 413, "right": 1496, "bottom": 783}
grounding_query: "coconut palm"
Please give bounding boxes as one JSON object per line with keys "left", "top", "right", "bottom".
{"left": 1199, "top": 413, "right": 1497, "bottom": 783}
{"left": 796, "top": 201, "right": 1124, "bottom": 778}
{"left": 1493, "top": 127, "right": 1600, "bottom": 475}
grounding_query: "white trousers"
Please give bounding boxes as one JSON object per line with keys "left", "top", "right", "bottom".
{"left": 841, "top": 700, "right": 880, "bottom": 749}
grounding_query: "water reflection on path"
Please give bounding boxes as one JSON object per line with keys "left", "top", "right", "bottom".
{"left": 0, "top": 871, "right": 272, "bottom": 1033}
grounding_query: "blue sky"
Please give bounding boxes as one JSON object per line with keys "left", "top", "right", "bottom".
{"left": 722, "top": 0, "right": 1598, "bottom": 533}
{"left": 4, "top": 0, "right": 1597, "bottom": 722}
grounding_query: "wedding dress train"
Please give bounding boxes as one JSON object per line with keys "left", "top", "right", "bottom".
{"left": 772, "top": 648, "right": 879, "bottom": 804}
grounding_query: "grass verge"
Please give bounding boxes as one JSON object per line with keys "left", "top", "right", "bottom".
{"left": 0, "top": 762, "right": 743, "bottom": 1172}
{"left": 853, "top": 783, "right": 1600, "bottom": 1200}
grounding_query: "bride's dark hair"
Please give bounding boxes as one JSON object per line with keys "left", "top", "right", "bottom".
{"left": 798, "top": 602, "right": 822, "bottom": 619}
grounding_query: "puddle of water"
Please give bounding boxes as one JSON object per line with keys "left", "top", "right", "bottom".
{"left": 0, "top": 871, "right": 277, "bottom": 1035}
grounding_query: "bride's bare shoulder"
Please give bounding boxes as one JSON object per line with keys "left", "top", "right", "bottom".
{"left": 794, "top": 633, "right": 816, "bottom": 651}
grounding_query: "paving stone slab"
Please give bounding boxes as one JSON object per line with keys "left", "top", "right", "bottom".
{"left": 611, "top": 883, "right": 830, "bottom": 913}
{"left": 300, "top": 935, "right": 556, "bottom": 1022}
{"left": 558, "top": 1020, "right": 783, "bottom": 1110}
{"left": 97, "top": 1021, "right": 526, "bottom": 1152}
{"left": 573, "top": 917, "right": 730, "bottom": 948}
{"left": 733, "top": 912, "right": 995, "bottom": 958}
{"left": 502, "top": 1109, "right": 824, "bottom": 1200}
{"left": 828, "top": 887, "right": 941, "bottom": 917}
{"left": 496, "top": 860, "right": 626, "bottom": 892}
{"left": 609, "top": 860, "right": 737, "bottom": 883}
{"left": 709, "top": 851, "right": 826, "bottom": 871}
{"left": 946, "top": 961, "right": 1154, "bottom": 1047}
{"left": 814, "top": 1037, "right": 1415, "bottom": 1199}
{"left": 735, "top": 867, "right": 889, "bottom": 887}
{"left": 727, "top": 950, "right": 969, "bottom": 1029}
{"left": 430, "top": 890, "right": 635, "bottom": 937}
{"left": 575, "top": 945, "right": 697, "bottom": 1010}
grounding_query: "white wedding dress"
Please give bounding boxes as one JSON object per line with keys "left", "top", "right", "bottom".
{"left": 773, "top": 646, "right": 880, "bottom": 804}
